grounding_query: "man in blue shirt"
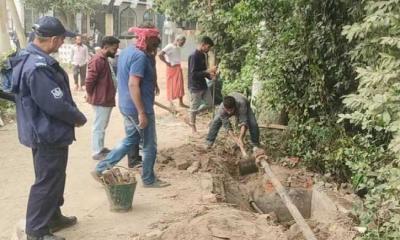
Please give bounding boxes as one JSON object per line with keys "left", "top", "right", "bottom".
{"left": 92, "top": 25, "right": 170, "bottom": 188}
{"left": 11, "top": 17, "right": 87, "bottom": 240}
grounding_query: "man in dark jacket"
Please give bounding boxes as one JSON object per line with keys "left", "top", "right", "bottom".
{"left": 187, "top": 36, "right": 217, "bottom": 133}
{"left": 85, "top": 36, "right": 120, "bottom": 160}
{"left": 11, "top": 16, "right": 87, "bottom": 240}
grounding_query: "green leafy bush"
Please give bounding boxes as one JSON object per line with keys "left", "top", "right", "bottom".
{"left": 340, "top": 1, "right": 400, "bottom": 238}
{"left": 155, "top": 1, "right": 400, "bottom": 238}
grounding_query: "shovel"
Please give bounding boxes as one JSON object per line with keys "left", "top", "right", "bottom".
{"left": 230, "top": 137, "right": 259, "bottom": 176}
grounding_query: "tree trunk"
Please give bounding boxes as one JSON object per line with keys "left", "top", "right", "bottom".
{"left": 0, "top": 0, "right": 12, "bottom": 53}
{"left": 7, "top": 0, "right": 27, "bottom": 48}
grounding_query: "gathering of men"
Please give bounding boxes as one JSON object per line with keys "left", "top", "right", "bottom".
{"left": 2, "top": 14, "right": 263, "bottom": 240}
{"left": 91, "top": 25, "right": 169, "bottom": 188}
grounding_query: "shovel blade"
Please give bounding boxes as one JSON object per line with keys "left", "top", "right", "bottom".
{"left": 239, "top": 159, "right": 258, "bottom": 176}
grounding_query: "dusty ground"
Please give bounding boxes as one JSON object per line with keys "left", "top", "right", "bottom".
{"left": 0, "top": 59, "right": 211, "bottom": 240}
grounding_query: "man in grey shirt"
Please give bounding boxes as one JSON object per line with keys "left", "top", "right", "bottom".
{"left": 206, "top": 92, "right": 260, "bottom": 148}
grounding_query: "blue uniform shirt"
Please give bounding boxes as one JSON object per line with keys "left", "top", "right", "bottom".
{"left": 11, "top": 43, "right": 86, "bottom": 148}
{"left": 117, "top": 45, "right": 155, "bottom": 115}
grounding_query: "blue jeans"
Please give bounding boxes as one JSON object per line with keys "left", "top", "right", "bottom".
{"left": 206, "top": 108, "right": 260, "bottom": 146}
{"left": 92, "top": 106, "right": 113, "bottom": 155}
{"left": 96, "top": 113, "right": 157, "bottom": 185}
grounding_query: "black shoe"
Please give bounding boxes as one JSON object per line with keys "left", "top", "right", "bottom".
{"left": 49, "top": 215, "right": 77, "bottom": 233}
{"left": 27, "top": 233, "right": 65, "bottom": 240}
{"left": 128, "top": 155, "right": 142, "bottom": 168}
{"left": 101, "top": 147, "right": 111, "bottom": 154}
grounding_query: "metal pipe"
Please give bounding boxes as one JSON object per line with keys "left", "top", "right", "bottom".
{"left": 249, "top": 197, "right": 264, "bottom": 214}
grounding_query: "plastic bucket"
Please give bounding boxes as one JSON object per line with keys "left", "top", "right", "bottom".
{"left": 104, "top": 182, "right": 137, "bottom": 212}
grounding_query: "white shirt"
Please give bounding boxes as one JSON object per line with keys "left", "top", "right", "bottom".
{"left": 161, "top": 43, "right": 182, "bottom": 65}
{"left": 70, "top": 44, "right": 89, "bottom": 66}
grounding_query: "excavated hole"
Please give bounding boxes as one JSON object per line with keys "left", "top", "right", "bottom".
{"left": 158, "top": 142, "right": 357, "bottom": 240}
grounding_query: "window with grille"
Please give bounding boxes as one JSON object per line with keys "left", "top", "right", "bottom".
{"left": 120, "top": 7, "right": 136, "bottom": 36}
{"left": 24, "top": 7, "right": 41, "bottom": 34}
{"left": 143, "top": 10, "right": 154, "bottom": 25}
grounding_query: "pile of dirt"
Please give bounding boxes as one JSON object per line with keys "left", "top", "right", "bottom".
{"left": 157, "top": 141, "right": 245, "bottom": 175}
{"left": 157, "top": 143, "right": 358, "bottom": 240}
{"left": 135, "top": 206, "right": 287, "bottom": 240}
{"left": 284, "top": 216, "right": 358, "bottom": 240}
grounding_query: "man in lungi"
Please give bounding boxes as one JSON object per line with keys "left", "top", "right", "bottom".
{"left": 158, "top": 34, "right": 188, "bottom": 109}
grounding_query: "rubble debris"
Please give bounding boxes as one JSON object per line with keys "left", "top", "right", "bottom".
{"left": 101, "top": 167, "right": 137, "bottom": 185}
{"left": 187, "top": 161, "right": 200, "bottom": 174}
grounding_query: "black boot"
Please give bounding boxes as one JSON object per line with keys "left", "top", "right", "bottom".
{"left": 27, "top": 233, "right": 65, "bottom": 240}
{"left": 48, "top": 214, "right": 77, "bottom": 233}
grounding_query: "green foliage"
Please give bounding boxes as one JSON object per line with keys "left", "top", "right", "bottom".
{"left": 0, "top": 51, "right": 16, "bottom": 117}
{"left": 255, "top": 0, "right": 361, "bottom": 120}
{"left": 0, "top": 99, "right": 14, "bottom": 117}
{"left": 25, "top": 0, "right": 101, "bottom": 14}
{"left": 285, "top": 119, "right": 353, "bottom": 181}
{"left": 157, "top": 1, "right": 400, "bottom": 238}
{"left": 154, "top": 0, "right": 195, "bottom": 23}
{"left": 340, "top": 1, "right": 400, "bottom": 238}
{"left": 341, "top": 0, "right": 400, "bottom": 153}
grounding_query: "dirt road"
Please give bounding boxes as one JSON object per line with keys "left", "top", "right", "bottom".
{"left": 0, "top": 59, "right": 211, "bottom": 240}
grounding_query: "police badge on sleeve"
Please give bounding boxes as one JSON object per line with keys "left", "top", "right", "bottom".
{"left": 51, "top": 87, "right": 63, "bottom": 99}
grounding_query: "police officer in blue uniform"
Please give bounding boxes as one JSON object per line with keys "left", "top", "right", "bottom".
{"left": 11, "top": 16, "right": 87, "bottom": 240}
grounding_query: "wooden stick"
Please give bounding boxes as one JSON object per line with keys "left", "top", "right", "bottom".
{"left": 154, "top": 101, "right": 195, "bottom": 128}
{"left": 230, "top": 136, "right": 248, "bottom": 158}
{"left": 154, "top": 101, "right": 176, "bottom": 115}
{"left": 258, "top": 124, "right": 288, "bottom": 130}
{"left": 259, "top": 157, "right": 317, "bottom": 240}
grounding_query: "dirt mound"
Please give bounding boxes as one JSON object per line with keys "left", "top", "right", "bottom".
{"left": 157, "top": 143, "right": 358, "bottom": 240}
{"left": 155, "top": 207, "right": 286, "bottom": 240}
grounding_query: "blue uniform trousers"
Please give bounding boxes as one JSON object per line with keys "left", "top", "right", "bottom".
{"left": 25, "top": 145, "right": 68, "bottom": 237}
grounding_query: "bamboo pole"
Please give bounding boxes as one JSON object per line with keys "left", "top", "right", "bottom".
{"left": 7, "top": 0, "right": 27, "bottom": 48}
{"left": 259, "top": 157, "right": 318, "bottom": 240}
{"left": 0, "top": 0, "right": 12, "bottom": 53}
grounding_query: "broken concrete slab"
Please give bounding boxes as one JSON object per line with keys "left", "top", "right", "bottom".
{"left": 252, "top": 186, "right": 312, "bottom": 222}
